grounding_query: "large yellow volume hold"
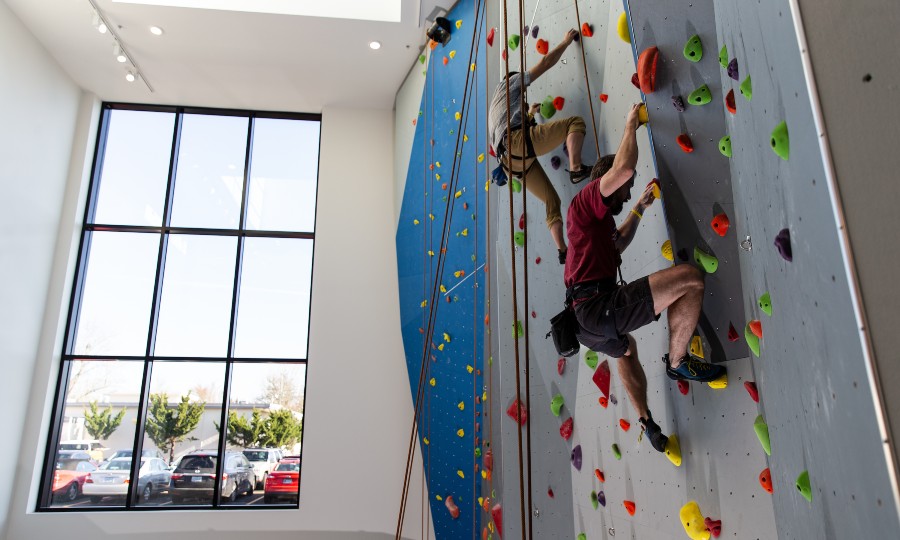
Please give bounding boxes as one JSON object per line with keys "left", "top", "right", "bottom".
{"left": 617, "top": 12, "right": 630, "bottom": 43}
{"left": 679, "top": 501, "right": 711, "bottom": 540}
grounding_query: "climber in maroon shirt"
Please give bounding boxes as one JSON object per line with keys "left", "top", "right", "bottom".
{"left": 564, "top": 104, "right": 726, "bottom": 453}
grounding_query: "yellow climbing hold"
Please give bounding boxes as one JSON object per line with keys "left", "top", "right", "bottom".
{"left": 481, "top": 470, "right": 487, "bottom": 479}
{"left": 707, "top": 372, "right": 728, "bottom": 389}
{"left": 457, "top": 429, "right": 465, "bottom": 438}
{"left": 470, "top": 63, "right": 476, "bottom": 71}
{"left": 463, "top": 134, "right": 469, "bottom": 142}
{"left": 679, "top": 501, "right": 711, "bottom": 540}
{"left": 440, "top": 284, "right": 447, "bottom": 293}
{"left": 617, "top": 12, "right": 631, "bottom": 43}
{"left": 455, "top": 190, "right": 462, "bottom": 198}
{"left": 443, "top": 332, "right": 451, "bottom": 342}
{"left": 454, "top": 270, "right": 463, "bottom": 278}
{"left": 665, "top": 434, "right": 682, "bottom": 467}
{"left": 429, "top": 213, "right": 435, "bottom": 220}
{"left": 458, "top": 401, "right": 465, "bottom": 410}
{"left": 413, "top": 219, "right": 420, "bottom": 225}
{"left": 423, "top": 437, "right": 429, "bottom": 445}
{"left": 661, "top": 240, "right": 674, "bottom": 262}
{"left": 467, "top": 365, "right": 474, "bottom": 373}
{"left": 461, "top": 228, "right": 468, "bottom": 237}
{"left": 690, "top": 336, "right": 704, "bottom": 359}
{"left": 449, "top": 50, "right": 457, "bottom": 59}
{"left": 454, "top": 112, "right": 461, "bottom": 121}
{"left": 478, "top": 153, "right": 485, "bottom": 163}
{"left": 428, "top": 250, "right": 435, "bottom": 257}
{"left": 437, "top": 343, "right": 445, "bottom": 351}
{"left": 483, "top": 391, "right": 487, "bottom": 401}
{"left": 638, "top": 103, "right": 649, "bottom": 124}
{"left": 429, "top": 377, "right": 436, "bottom": 387}
{"left": 485, "top": 181, "right": 490, "bottom": 191}
{"left": 421, "top": 300, "right": 428, "bottom": 307}
{"left": 455, "top": 19, "right": 462, "bottom": 29}
{"left": 478, "top": 497, "right": 484, "bottom": 506}
{"left": 436, "top": 173, "right": 441, "bottom": 180}
{"left": 457, "top": 470, "right": 465, "bottom": 479}
{"left": 436, "top": 494, "right": 443, "bottom": 501}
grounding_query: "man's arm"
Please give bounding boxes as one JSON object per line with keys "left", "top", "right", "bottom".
{"left": 527, "top": 29, "right": 578, "bottom": 81}
{"left": 599, "top": 104, "right": 641, "bottom": 197}
{"left": 615, "top": 183, "right": 655, "bottom": 253}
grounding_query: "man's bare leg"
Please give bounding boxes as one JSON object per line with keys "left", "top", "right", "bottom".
{"left": 618, "top": 335, "right": 649, "bottom": 419}
{"left": 566, "top": 131, "right": 585, "bottom": 171}
{"left": 648, "top": 265, "right": 705, "bottom": 368}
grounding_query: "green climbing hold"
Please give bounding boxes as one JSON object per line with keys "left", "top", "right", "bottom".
{"left": 514, "top": 231, "right": 525, "bottom": 247}
{"left": 683, "top": 34, "right": 703, "bottom": 62}
{"left": 475, "top": 447, "right": 482, "bottom": 457}
{"left": 612, "top": 443, "right": 621, "bottom": 460}
{"left": 511, "top": 178, "right": 522, "bottom": 193}
{"left": 745, "top": 323, "right": 760, "bottom": 357}
{"left": 693, "top": 246, "right": 719, "bottom": 273}
{"left": 740, "top": 75, "right": 753, "bottom": 100}
{"left": 771, "top": 121, "right": 790, "bottom": 160}
{"left": 754, "top": 414, "right": 771, "bottom": 456}
{"left": 719, "top": 135, "right": 732, "bottom": 158}
{"left": 419, "top": 54, "right": 426, "bottom": 64}
{"left": 509, "top": 34, "right": 520, "bottom": 50}
{"left": 688, "top": 84, "right": 712, "bottom": 106}
{"left": 719, "top": 44, "right": 728, "bottom": 68}
{"left": 585, "top": 350, "right": 599, "bottom": 370}
{"left": 796, "top": 470, "right": 812, "bottom": 502}
{"left": 513, "top": 320, "right": 524, "bottom": 338}
{"left": 577, "top": 535, "right": 587, "bottom": 540}
{"left": 540, "top": 95, "right": 556, "bottom": 119}
{"left": 759, "top": 292, "right": 772, "bottom": 316}
{"left": 590, "top": 491, "right": 599, "bottom": 510}
{"left": 550, "top": 394, "right": 565, "bottom": 417}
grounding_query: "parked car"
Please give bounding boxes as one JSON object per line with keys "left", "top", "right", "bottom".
{"left": 83, "top": 457, "right": 171, "bottom": 504}
{"left": 52, "top": 451, "right": 97, "bottom": 503}
{"left": 242, "top": 448, "right": 282, "bottom": 489}
{"left": 105, "top": 448, "right": 168, "bottom": 465}
{"left": 59, "top": 440, "right": 107, "bottom": 462}
{"left": 263, "top": 456, "right": 300, "bottom": 504}
{"left": 169, "top": 451, "right": 255, "bottom": 504}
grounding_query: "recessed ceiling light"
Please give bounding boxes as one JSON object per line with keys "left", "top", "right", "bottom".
{"left": 125, "top": 71, "right": 136, "bottom": 82}
{"left": 369, "top": 41, "right": 382, "bottom": 50}
{"left": 150, "top": 26, "right": 164, "bottom": 36}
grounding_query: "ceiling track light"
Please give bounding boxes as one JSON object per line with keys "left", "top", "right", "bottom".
{"left": 91, "top": 11, "right": 107, "bottom": 33}
{"left": 86, "top": 0, "right": 154, "bottom": 92}
{"left": 125, "top": 71, "right": 136, "bottom": 83}
{"left": 113, "top": 43, "right": 127, "bottom": 63}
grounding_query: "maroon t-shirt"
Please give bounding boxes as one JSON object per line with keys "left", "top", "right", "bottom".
{"left": 564, "top": 178, "right": 621, "bottom": 287}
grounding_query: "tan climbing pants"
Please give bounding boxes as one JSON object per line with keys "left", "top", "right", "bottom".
{"left": 502, "top": 115, "right": 587, "bottom": 228}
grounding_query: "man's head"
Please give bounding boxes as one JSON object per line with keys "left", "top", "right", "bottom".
{"left": 591, "top": 154, "right": 635, "bottom": 216}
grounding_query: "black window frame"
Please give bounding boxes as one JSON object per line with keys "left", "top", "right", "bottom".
{"left": 38, "top": 102, "right": 320, "bottom": 512}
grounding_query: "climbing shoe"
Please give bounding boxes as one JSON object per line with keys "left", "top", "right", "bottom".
{"left": 663, "top": 353, "right": 726, "bottom": 382}
{"left": 558, "top": 249, "right": 567, "bottom": 265}
{"left": 567, "top": 164, "right": 591, "bottom": 184}
{"left": 639, "top": 413, "right": 668, "bottom": 453}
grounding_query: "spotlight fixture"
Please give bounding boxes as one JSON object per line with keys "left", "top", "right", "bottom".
{"left": 92, "top": 12, "right": 107, "bottom": 34}
{"left": 369, "top": 41, "right": 381, "bottom": 50}
{"left": 149, "top": 26, "right": 164, "bottom": 36}
{"left": 114, "top": 43, "right": 127, "bottom": 63}
{"left": 125, "top": 71, "right": 136, "bottom": 82}
{"left": 425, "top": 16, "right": 452, "bottom": 46}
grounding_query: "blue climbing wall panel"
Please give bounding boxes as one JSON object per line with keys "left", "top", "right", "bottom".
{"left": 395, "top": 0, "right": 488, "bottom": 537}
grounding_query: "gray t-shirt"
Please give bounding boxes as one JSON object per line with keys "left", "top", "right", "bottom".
{"left": 489, "top": 72, "right": 531, "bottom": 153}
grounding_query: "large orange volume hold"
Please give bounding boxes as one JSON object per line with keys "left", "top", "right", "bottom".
{"left": 637, "top": 47, "right": 659, "bottom": 94}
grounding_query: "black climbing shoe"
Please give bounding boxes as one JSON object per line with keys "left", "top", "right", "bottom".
{"left": 567, "top": 164, "right": 591, "bottom": 184}
{"left": 558, "top": 249, "right": 567, "bottom": 265}
{"left": 639, "top": 413, "right": 668, "bottom": 453}
{"left": 663, "top": 353, "right": 726, "bottom": 383}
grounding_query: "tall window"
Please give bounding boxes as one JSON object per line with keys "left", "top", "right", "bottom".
{"left": 40, "top": 104, "right": 320, "bottom": 510}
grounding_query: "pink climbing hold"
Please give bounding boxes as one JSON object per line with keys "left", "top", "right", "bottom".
{"left": 678, "top": 380, "right": 690, "bottom": 395}
{"left": 745, "top": 381, "right": 759, "bottom": 403}
{"left": 592, "top": 359, "right": 611, "bottom": 397}
{"left": 536, "top": 256, "right": 542, "bottom": 264}
{"left": 705, "top": 517, "right": 723, "bottom": 538}
{"left": 445, "top": 495, "right": 460, "bottom": 519}
{"left": 519, "top": 214, "right": 525, "bottom": 230}
{"left": 506, "top": 399, "right": 527, "bottom": 425}
{"left": 775, "top": 228, "right": 792, "bottom": 262}
{"left": 727, "top": 323, "right": 739, "bottom": 342}
{"left": 557, "top": 358, "right": 566, "bottom": 375}
{"left": 631, "top": 72, "right": 640, "bottom": 89}
{"left": 487, "top": 27, "right": 495, "bottom": 47}
{"left": 560, "top": 417, "right": 574, "bottom": 440}
{"left": 491, "top": 504, "right": 503, "bottom": 538}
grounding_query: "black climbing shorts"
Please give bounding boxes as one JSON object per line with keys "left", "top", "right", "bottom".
{"left": 573, "top": 276, "right": 660, "bottom": 358}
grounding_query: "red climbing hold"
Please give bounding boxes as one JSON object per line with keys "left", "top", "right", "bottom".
{"left": 519, "top": 214, "right": 525, "bottom": 229}
{"left": 711, "top": 213, "right": 730, "bottom": 236}
{"left": 443, "top": 56, "right": 449, "bottom": 65}
{"left": 489, "top": 146, "right": 496, "bottom": 157}
{"left": 506, "top": 399, "right": 527, "bottom": 425}
{"left": 594, "top": 469, "right": 605, "bottom": 483}
{"left": 725, "top": 89, "right": 737, "bottom": 114}
{"left": 619, "top": 419, "right": 631, "bottom": 432}
{"left": 592, "top": 360, "right": 611, "bottom": 397}
{"left": 704, "top": 517, "right": 722, "bottom": 538}
{"left": 637, "top": 46, "right": 659, "bottom": 94}
{"left": 598, "top": 396, "right": 608, "bottom": 408}
{"left": 749, "top": 319, "right": 763, "bottom": 338}
{"left": 548, "top": 487, "right": 554, "bottom": 498}
{"left": 581, "top": 22, "right": 594, "bottom": 37}
{"left": 491, "top": 504, "right": 503, "bottom": 537}
{"left": 463, "top": 202, "right": 468, "bottom": 210}
{"left": 677, "top": 134, "right": 694, "bottom": 153}
{"left": 553, "top": 97, "right": 565, "bottom": 111}
{"left": 536, "top": 39, "right": 549, "bottom": 55}
{"left": 535, "top": 256, "right": 542, "bottom": 264}
{"left": 759, "top": 468, "right": 774, "bottom": 493}
{"left": 624, "top": 500, "right": 636, "bottom": 516}
{"left": 484, "top": 314, "right": 490, "bottom": 325}
{"left": 483, "top": 448, "right": 493, "bottom": 474}
{"left": 531, "top": 311, "right": 536, "bottom": 318}
{"left": 678, "top": 379, "right": 690, "bottom": 395}
{"left": 599, "top": 93, "right": 609, "bottom": 103}
{"left": 631, "top": 72, "right": 640, "bottom": 89}
{"left": 560, "top": 417, "right": 574, "bottom": 440}
{"left": 502, "top": 49, "right": 507, "bottom": 61}
{"left": 487, "top": 27, "right": 495, "bottom": 47}
{"left": 727, "top": 323, "right": 739, "bottom": 342}
{"left": 744, "top": 381, "right": 759, "bottom": 403}
{"left": 446, "top": 495, "right": 460, "bottom": 519}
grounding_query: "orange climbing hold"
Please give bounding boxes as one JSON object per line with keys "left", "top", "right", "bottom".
{"left": 536, "top": 39, "right": 549, "bottom": 55}
{"left": 677, "top": 134, "right": 694, "bottom": 153}
{"left": 711, "top": 213, "right": 730, "bottom": 236}
{"left": 553, "top": 96, "right": 565, "bottom": 111}
{"left": 445, "top": 495, "right": 460, "bottom": 519}
{"left": 598, "top": 396, "right": 608, "bottom": 408}
{"left": 725, "top": 89, "right": 736, "bottom": 114}
{"left": 594, "top": 469, "right": 605, "bottom": 483}
{"left": 624, "top": 500, "right": 636, "bottom": 516}
{"left": 599, "top": 93, "right": 609, "bottom": 103}
{"left": 637, "top": 46, "right": 659, "bottom": 94}
{"left": 619, "top": 419, "right": 631, "bottom": 432}
{"left": 443, "top": 56, "right": 449, "bottom": 65}
{"left": 581, "top": 22, "right": 594, "bottom": 37}
{"left": 749, "top": 319, "right": 763, "bottom": 338}
{"left": 759, "top": 468, "right": 774, "bottom": 493}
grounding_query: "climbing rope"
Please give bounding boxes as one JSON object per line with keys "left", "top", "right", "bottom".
{"left": 572, "top": 0, "right": 601, "bottom": 157}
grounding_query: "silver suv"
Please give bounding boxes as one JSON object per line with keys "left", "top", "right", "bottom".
{"left": 242, "top": 448, "right": 282, "bottom": 489}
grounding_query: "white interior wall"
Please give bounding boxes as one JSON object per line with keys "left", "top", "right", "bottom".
{"left": 393, "top": 60, "right": 428, "bottom": 224}
{"left": 2, "top": 19, "right": 434, "bottom": 536}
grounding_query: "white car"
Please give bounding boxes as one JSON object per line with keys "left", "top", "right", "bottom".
{"left": 59, "top": 440, "right": 107, "bottom": 462}
{"left": 83, "top": 457, "right": 171, "bottom": 504}
{"left": 242, "top": 449, "right": 282, "bottom": 489}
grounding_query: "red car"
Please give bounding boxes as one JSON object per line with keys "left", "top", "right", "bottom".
{"left": 263, "top": 456, "right": 300, "bottom": 504}
{"left": 52, "top": 451, "right": 97, "bottom": 503}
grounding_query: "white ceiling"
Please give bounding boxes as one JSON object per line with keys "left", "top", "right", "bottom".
{"left": 5, "top": 0, "right": 447, "bottom": 113}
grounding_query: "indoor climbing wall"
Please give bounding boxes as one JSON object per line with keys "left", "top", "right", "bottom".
{"left": 394, "top": 0, "right": 488, "bottom": 537}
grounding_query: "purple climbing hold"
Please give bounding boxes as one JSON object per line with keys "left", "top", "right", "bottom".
{"left": 531, "top": 26, "right": 539, "bottom": 38}
{"left": 775, "top": 228, "right": 792, "bottom": 261}
{"left": 571, "top": 445, "right": 583, "bottom": 471}
{"left": 609, "top": 394, "right": 617, "bottom": 405}
{"left": 727, "top": 58, "right": 739, "bottom": 81}
{"left": 523, "top": 26, "right": 529, "bottom": 37}
{"left": 563, "top": 142, "right": 569, "bottom": 157}
{"left": 573, "top": 32, "right": 580, "bottom": 42}
{"left": 672, "top": 95, "right": 686, "bottom": 112}
{"left": 597, "top": 491, "right": 606, "bottom": 507}
{"left": 551, "top": 156, "right": 561, "bottom": 170}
